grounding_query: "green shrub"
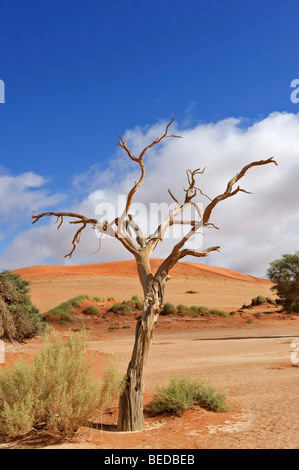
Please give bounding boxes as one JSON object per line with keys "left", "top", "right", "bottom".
{"left": 161, "top": 303, "right": 177, "bottom": 315}
{"left": 266, "top": 297, "right": 277, "bottom": 305}
{"left": 267, "top": 252, "right": 299, "bottom": 313}
{"left": 107, "top": 297, "right": 115, "bottom": 302}
{"left": 109, "top": 303, "right": 133, "bottom": 314}
{"left": 92, "top": 296, "right": 105, "bottom": 302}
{"left": 43, "top": 295, "right": 104, "bottom": 322}
{"left": 176, "top": 304, "right": 192, "bottom": 314}
{"left": 251, "top": 295, "right": 267, "bottom": 307}
{"left": 0, "top": 270, "right": 45, "bottom": 342}
{"left": 152, "top": 376, "right": 230, "bottom": 415}
{"left": 83, "top": 306, "right": 99, "bottom": 315}
{"left": 131, "top": 295, "right": 143, "bottom": 303}
{"left": 108, "top": 326, "right": 119, "bottom": 332}
{"left": 0, "top": 332, "right": 123, "bottom": 438}
{"left": 208, "top": 309, "right": 229, "bottom": 318}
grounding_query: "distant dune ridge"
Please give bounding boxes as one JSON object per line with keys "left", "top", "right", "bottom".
{"left": 13, "top": 259, "right": 270, "bottom": 284}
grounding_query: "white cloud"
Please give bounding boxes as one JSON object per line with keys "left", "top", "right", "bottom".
{"left": 1, "top": 111, "right": 299, "bottom": 277}
{"left": 0, "top": 169, "right": 64, "bottom": 225}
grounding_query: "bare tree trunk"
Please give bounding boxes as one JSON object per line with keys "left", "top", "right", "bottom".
{"left": 117, "top": 255, "right": 165, "bottom": 431}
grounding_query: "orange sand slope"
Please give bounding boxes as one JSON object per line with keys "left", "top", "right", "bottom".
{"left": 13, "top": 258, "right": 270, "bottom": 285}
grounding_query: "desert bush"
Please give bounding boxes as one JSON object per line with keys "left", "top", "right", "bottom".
{"left": 208, "top": 308, "right": 229, "bottom": 318}
{"left": 185, "top": 290, "right": 199, "bottom": 294}
{"left": 107, "top": 297, "right": 115, "bottom": 301}
{"left": 161, "top": 303, "right": 177, "bottom": 315}
{"left": 109, "top": 303, "right": 133, "bottom": 314}
{"left": 43, "top": 295, "right": 103, "bottom": 322}
{"left": 131, "top": 295, "right": 143, "bottom": 303}
{"left": 152, "top": 376, "right": 230, "bottom": 415}
{"left": 251, "top": 295, "right": 267, "bottom": 306}
{"left": 267, "top": 252, "right": 299, "bottom": 313}
{"left": 0, "top": 270, "right": 45, "bottom": 342}
{"left": 0, "top": 332, "right": 123, "bottom": 438}
{"left": 83, "top": 306, "right": 99, "bottom": 315}
{"left": 176, "top": 304, "right": 192, "bottom": 315}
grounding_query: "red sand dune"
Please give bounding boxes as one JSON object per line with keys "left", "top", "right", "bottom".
{"left": 13, "top": 258, "right": 270, "bottom": 284}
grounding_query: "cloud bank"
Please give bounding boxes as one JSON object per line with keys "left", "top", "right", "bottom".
{"left": 1, "top": 111, "right": 299, "bottom": 278}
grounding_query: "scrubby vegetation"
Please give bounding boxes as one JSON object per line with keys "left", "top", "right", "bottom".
{"left": 242, "top": 295, "right": 278, "bottom": 309}
{"left": 267, "top": 252, "right": 299, "bottom": 313}
{"left": 161, "top": 303, "right": 177, "bottom": 315}
{"left": 0, "top": 332, "right": 123, "bottom": 439}
{"left": 109, "top": 303, "right": 133, "bottom": 314}
{"left": 152, "top": 375, "right": 230, "bottom": 415}
{"left": 83, "top": 306, "right": 99, "bottom": 315}
{"left": 163, "top": 304, "right": 229, "bottom": 318}
{"left": 42, "top": 295, "right": 104, "bottom": 322}
{"left": 0, "top": 270, "right": 45, "bottom": 342}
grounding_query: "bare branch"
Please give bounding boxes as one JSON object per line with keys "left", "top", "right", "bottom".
{"left": 179, "top": 246, "right": 220, "bottom": 260}
{"left": 155, "top": 245, "right": 220, "bottom": 279}
{"left": 203, "top": 157, "right": 277, "bottom": 225}
{"left": 168, "top": 189, "right": 179, "bottom": 206}
{"left": 117, "top": 116, "right": 182, "bottom": 239}
{"left": 32, "top": 211, "right": 139, "bottom": 258}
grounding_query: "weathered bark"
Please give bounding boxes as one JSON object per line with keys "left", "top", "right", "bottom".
{"left": 117, "top": 254, "right": 165, "bottom": 431}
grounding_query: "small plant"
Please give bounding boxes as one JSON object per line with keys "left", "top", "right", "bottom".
{"left": 131, "top": 295, "right": 143, "bottom": 303}
{"left": 185, "top": 290, "right": 199, "bottom": 294}
{"left": 0, "top": 332, "right": 124, "bottom": 438}
{"left": 107, "top": 297, "right": 115, "bottom": 301}
{"left": 122, "top": 324, "right": 131, "bottom": 329}
{"left": 176, "top": 304, "right": 192, "bottom": 315}
{"left": 161, "top": 303, "right": 177, "bottom": 316}
{"left": 93, "top": 296, "right": 105, "bottom": 302}
{"left": 251, "top": 295, "right": 267, "bottom": 307}
{"left": 208, "top": 309, "right": 229, "bottom": 318}
{"left": 266, "top": 297, "right": 277, "bottom": 305}
{"left": 152, "top": 375, "right": 230, "bottom": 416}
{"left": 108, "top": 326, "right": 119, "bottom": 332}
{"left": 109, "top": 303, "right": 133, "bottom": 314}
{"left": 83, "top": 306, "right": 99, "bottom": 315}
{"left": 43, "top": 295, "right": 104, "bottom": 323}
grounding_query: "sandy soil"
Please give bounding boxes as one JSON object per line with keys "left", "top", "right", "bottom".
{"left": 1, "top": 260, "right": 298, "bottom": 449}
{"left": 13, "top": 259, "right": 273, "bottom": 314}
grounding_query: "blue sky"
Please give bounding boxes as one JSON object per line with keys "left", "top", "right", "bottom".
{"left": 1, "top": 0, "right": 299, "bottom": 275}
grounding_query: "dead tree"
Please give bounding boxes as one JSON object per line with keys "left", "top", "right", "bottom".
{"left": 32, "top": 116, "right": 277, "bottom": 431}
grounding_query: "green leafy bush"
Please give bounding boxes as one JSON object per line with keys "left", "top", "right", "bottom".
{"left": 161, "top": 303, "right": 177, "bottom": 315}
{"left": 251, "top": 295, "right": 267, "bottom": 306}
{"left": 43, "top": 295, "right": 103, "bottom": 322}
{"left": 0, "top": 270, "right": 45, "bottom": 342}
{"left": 152, "top": 375, "right": 230, "bottom": 415}
{"left": 176, "top": 304, "right": 192, "bottom": 315}
{"left": 208, "top": 308, "right": 229, "bottom": 318}
{"left": 0, "top": 332, "right": 123, "bottom": 438}
{"left": 131, "top": 295, "right": 143, "bottom": 303}
{"left": 83, "top": 306, "right": 99, "bottom": 315}
{"left": 267, "top": 252, "right": 299, "bottom": 313}
{"left": 109, "top": 303, "right": 133, "bottom": 314}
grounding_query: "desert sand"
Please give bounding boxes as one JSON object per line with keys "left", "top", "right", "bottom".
{"left": 1, "top": 259, "right": 298, "bottom": 449}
